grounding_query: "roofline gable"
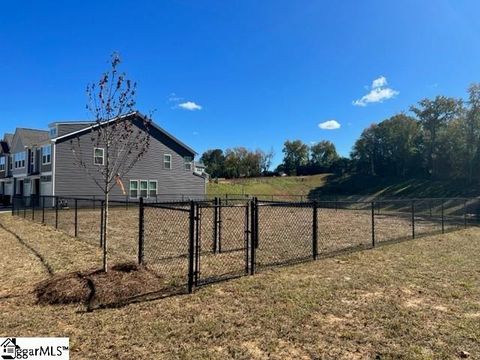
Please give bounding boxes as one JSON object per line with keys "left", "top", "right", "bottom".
{"left": 52, "top": 111, "right": 197, "bottom": 155}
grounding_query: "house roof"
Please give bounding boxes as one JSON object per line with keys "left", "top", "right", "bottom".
{"left": 4, "top": 133, "right": 13, "bottom": 145}
{"left": 53, "top": 111, "right": 198, "bottom": 155}
{"left": 0, "top": 141, "right": 9, "bottom": 153}
{"left": 16, "top": 128, "right": 49, "bottom": 147}
{"left": 48, "top": 120, "right": 93, "bottom": 127}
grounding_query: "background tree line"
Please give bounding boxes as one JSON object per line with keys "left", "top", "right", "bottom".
{"left": 201, "top": 84, "right": 480, "bottom": 182}
{"left": 352, "top": 84, "right": 480, "bottom": 183}
{"left": 200, "top": 147, "right": 275, "bottom": 179}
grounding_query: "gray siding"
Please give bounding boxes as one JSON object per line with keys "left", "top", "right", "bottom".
{"left": 54, "top": 118, "right": 205, "bottom": 198}
{"left": 10, "top": 135, "right": 27, "bottom": 177}
{"left": 57, "top": 123, "right": 91, "bottom": 137}
{"left": 40, "top": 145, "right": 52, "bottom": 173}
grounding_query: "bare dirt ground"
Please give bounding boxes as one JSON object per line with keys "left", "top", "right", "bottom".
{"left": 0, "top": 212, "right": 479, "bottom": 359}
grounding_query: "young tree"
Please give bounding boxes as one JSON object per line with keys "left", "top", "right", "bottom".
{"left": 260, "top": 147, "right": 275, "bottom": 174}
{"left": 71, "top": 53, "right": 152, "bottom": 272}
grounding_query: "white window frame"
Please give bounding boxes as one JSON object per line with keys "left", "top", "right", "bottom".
{"left": 148, "top": 180, "right": 158, "bottom": 198}
{"left": 184, "top": 156, "right": 193, "bottom": 171}
{"left": 49, "top": 127, "right": 57, "bottom": 138}
{"left": 94, "top": 147, "right": 105, "bottom": 166}
{"left": 164, "top": 154, "right": 172, "bottom": 170}
{"left": 14, "top": 152, "right": 26, "bottom": 169}
{"left": 42, "top": 145, "right": 52, "bottom": 165}
{"left": 129, "top": 180, "right": 139, "bottom": 199}
{"left": 139, "top": 180, "right": 148, "bottom": 198}
{"left": 0, "top": 156, "right": 5, "bottom": 171}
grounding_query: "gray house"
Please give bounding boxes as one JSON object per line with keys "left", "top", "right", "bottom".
{"left": 0, "top": 112, "right": 207, "bottom": 202}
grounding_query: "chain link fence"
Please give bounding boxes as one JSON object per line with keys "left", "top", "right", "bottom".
{"left": 11, "top": 195, "right": 480, "bottom": 294}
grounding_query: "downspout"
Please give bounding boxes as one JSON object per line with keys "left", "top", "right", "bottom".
{"left": 52, "top": 142, "right": 56, "bottom": 196}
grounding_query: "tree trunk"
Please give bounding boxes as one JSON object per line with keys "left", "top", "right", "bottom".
{"left": 103, "top": 191, "right": 109, "bottom": 272}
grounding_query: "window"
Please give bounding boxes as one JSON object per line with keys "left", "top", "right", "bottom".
{"left": 42, "top": 145, "right": 51, "bottom": 165}
{"left": 184, "top": 156, "right": 193, "bottom": 171}
{"left": 129, "top": 180, "right": 139, "bottom": 199}
{"left": 0, "top": 157, "right": 5, "bottom": 171}
{"left": 49, "top": 127, "right": 57, "bottom": 138}
{"left": 14, "top": 152, "right": 26, "bottom": 169}
{"left": 94, "top": 148, "right": 104, "bottom": 166}
{"left": 140, "top": 180, "right": 148, "bottom": 198}
{"left": 164, "top": 154, "right": 172, "bottom": 169}
{"left": 148, "top": 180, "right": 157, "bottom": 198}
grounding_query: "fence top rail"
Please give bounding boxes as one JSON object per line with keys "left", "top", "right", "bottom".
{"left": 199, "top": 203, "right": 249, "bottom": 209}
{"left": 143, "top": 203, "right": 191, "bottom": 212}
{"left": 257, "top": 201, "right": 315, "bottom": 208}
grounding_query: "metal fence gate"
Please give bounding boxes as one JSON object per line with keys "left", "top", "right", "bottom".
{"left": 194, "top": 202, "right": 252, "bottom": 285}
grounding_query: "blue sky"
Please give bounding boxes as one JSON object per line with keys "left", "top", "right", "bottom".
{"left": 1, "top": 0, "right": 480, "bottom": 166}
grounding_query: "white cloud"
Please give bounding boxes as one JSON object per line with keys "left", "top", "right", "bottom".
{"left": 318, "top": 120, "right": 341, "bottom": 130}
{"left": 178, "top": 101, "right": 202, "bottom": 111}
{"left": 371, "top": 76, "right": 387, "bottom": 89}
{"left": 353, "top": 76, "right": 399, "bottom": 107}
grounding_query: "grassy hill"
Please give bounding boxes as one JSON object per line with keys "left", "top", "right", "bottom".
{"left": 207, "top": 174, "right": 330, "bottom": 197}
{"left": 208, "top": 174, "right": 480, "bottom": 200}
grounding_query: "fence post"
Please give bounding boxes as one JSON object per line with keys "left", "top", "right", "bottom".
{"left": 371, "top": 202, "right": 375, "bottom": 248}
{"left": 464, "top": 199, "right": 467, "bottom": 229}
{"left": 93, "top": 195, "right": 96, "bottom": 210}
{"left": 213, "top": 197, "right": 218, "bottom": 254}
{"left": 74, "top": 199, "right": 78, "bottom": 237}
{"left": 138, "top": 197, "right": 145, "bottom": 265}
{"left": 313, "top": 201, "right": 318, "bottom": 259}
{"left": 218, "top": 198, "right": 222, "bottom": 253}
{"left": 23, "top": 198, "right": 26, "bottom": 218}
{"left": 100, "top": 200, "right": 104, "bottom": 247}
{"left": 55, "top": 196, "right": 59, "bottom": 229}
{"left": 244, "top": 202, "right": 250, "bottom": 274}
{"left": 188, "top": 201, "right": 195, "bottom": 293}
{"left": 225, "top": 193, "right": 229, "bottom": 206}
{"left": 249, "top": 199, "right": 256, "bottom": 275}
{"left": 411, "top": 200, "right": 415, "bottom": 239}
{"left": 194, "top": 203, "right": 200, "bottom": 286}
{"left": 254, "top": 197, "right": 259, "bottom": 249}
{"left": 31, "top": 195, "right": 35, "bottom": 221}
{"left": 11, "top": 197, "right": 15, "bottom": 216}
{"left": 441, "top": 201, "right": 445, "bottom": 234}
{"left": 42, "top": 196, "right": 45, "bottom": 223}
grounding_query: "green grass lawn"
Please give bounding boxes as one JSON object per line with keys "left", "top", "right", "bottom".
{"left": 208, "top": 174, "right": 330, "bottom": 196}
{"left": 1, "top": 213, "right": 479, "bottom": 359}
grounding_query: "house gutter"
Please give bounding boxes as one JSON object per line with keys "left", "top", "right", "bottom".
{"left": 52, "top": 142, "right": 56, "bottom": 196}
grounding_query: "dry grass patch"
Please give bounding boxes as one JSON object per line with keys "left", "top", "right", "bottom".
{"left": 0, "top": 213, "right": 479, "bottom": 359}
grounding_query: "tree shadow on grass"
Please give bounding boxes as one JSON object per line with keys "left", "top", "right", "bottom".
{"left": 307, "top": 174, "right": 479, "bottom": 202}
